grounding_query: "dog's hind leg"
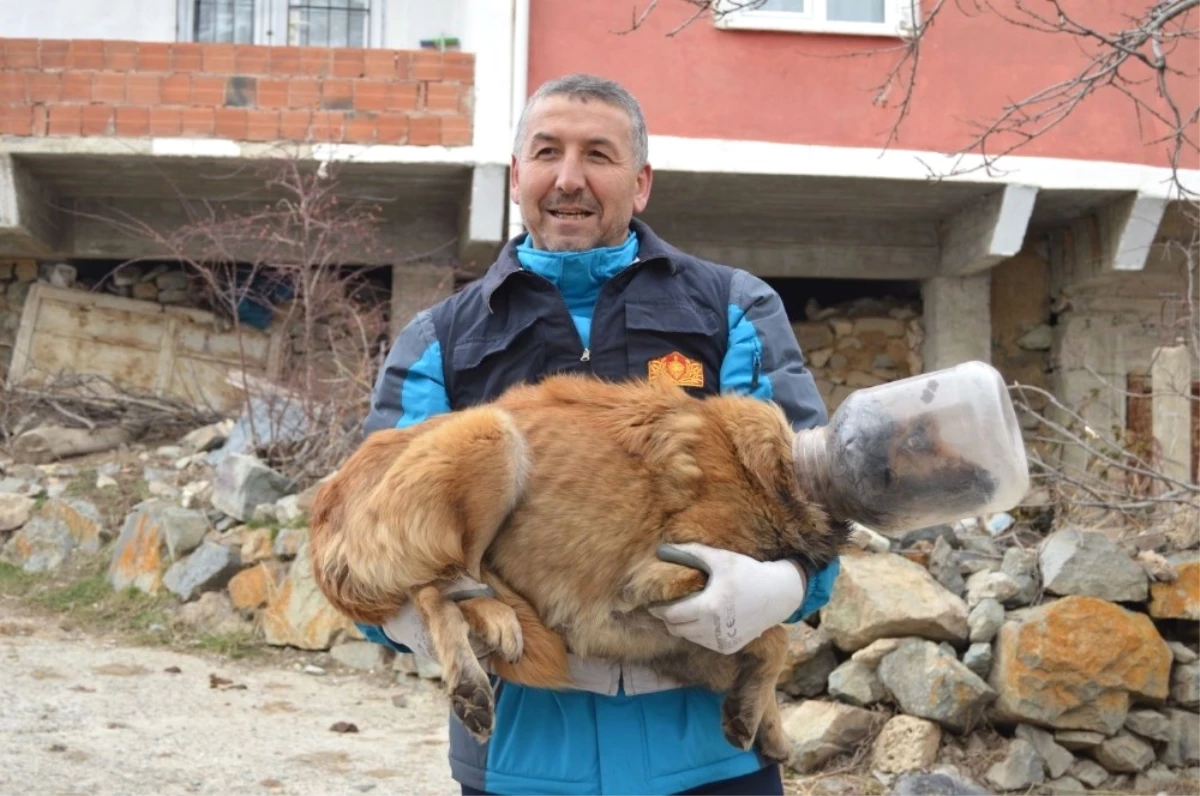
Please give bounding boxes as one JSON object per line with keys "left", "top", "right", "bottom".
{"left": 413, "top": 585, "right": 497, "bottom": 742}
{"left": 722, "top": 625, "right": 790, "bottom": 759}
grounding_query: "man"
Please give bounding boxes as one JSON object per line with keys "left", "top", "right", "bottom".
{"left": 358, "top": 74, "right": 841, "bottom": 796}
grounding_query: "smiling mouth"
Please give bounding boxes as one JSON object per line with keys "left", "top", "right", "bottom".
{"left": 548, "top": 209, "right": 595, "bottom": 220}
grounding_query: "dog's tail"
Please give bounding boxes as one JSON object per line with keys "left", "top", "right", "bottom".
{"left": 483, "top": 572, "right": 572, "bottom": 689}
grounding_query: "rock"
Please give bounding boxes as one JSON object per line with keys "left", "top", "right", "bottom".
{"left": 777, "top": 622, "right": 838, "bottom": 698}
{"left": 159, "top": 506, "right": 210, "bottom": 560}
{"left": 0, "top": 493, "right": 35, "bottom": 531}
{"left": 1042, "top": 775, "right": 1086, "bottom": 793}
{"left": 1091, "top": 730, "right": 1155, "bottom": 773}
{"left": 1172, "top": 661, "right": 1200, "bottom": 708}
{"left": 162, "top": 541, "right": 241, "bottom": 602}
{"left": 274, "top": 494, "right": 305, "bottom": 526}
{"left": 181, "top": 420, "right": 232, "bottom": 454}
{"left": 964, "top": 570, "right": 1020, "bottom": 608}
{"left": 1136, "top": 549, "right": 1177, "bottom": 582}
{"left": 781, "top": 700, "right": 879, "bottom": 773}
{"left": 1015, "top": 724, "right": 1075, "bottom": 779}
{"left": 239, "top": 527, "right": 274, "bottom": 563}
{"left": 1125, "top": 709, "right": 1171, "bottom": 742}
{"left": 792, "top": 322, "right": 834, "bottom": 352}
{"left": 877, "top": 640, "right": 997, "bottom": 733}
{"left": 989, "top": 596, "right": 1172, "bottom": 734}
{"left": 1068, "top": 758, "right": 1109, "bottom": 788}
{"left": 1169, "top": 641, "right": 1199, "bottom": 664}
{"left": 889, "top": 771, "right": 989, "bottom": 795}
{"left": 1134, "top": 762, "right": 1178, "bottom": 794}
{"left": 1039, "top": 528, "right": 1149, "bottom": 603}
{"left": 820, "top": 553, "right": 969, "bottom": 652}
{"left": 984, "top": 738, "right": 1044, "bottom": 791}
{"left": 1055, "top": 729, "right": 1105, "bottom": 751}
{"left": 1016, "top": 324, "right": 1052, "bottom": 350}
{"left": 251, "top": 503, "right": 277, "bottom": 524}
{"left": 273, "top": 527, "right": 306, "bottom": 560}
{"left": 968, "top": 598, "right": 1004, "bottom": 643}
{"left": 175, "top": 591, "right": 247, "bottom": 636}
{"left": 227, "top": 562, "right": 281, "bottom": 611}
{"left": 395, "top": 652, "right": 442, "bottom": 680}
{"left": 1149, "top": 559, "right": 1199, "bottom": 620}
{"left": 962, "top": 643, "right": 993, "bottom": 680}
{"left": 1160, "top": 708, "right": 1200, "bottom": 767}
{"left": 999, "top": 547, "right": 1038, "bottom": 606}
{"left": 850, "top": 637, "right": 910, "bottom": 667}
{"left": 871, "top": 715, "right": 941, "bottom": 775}
{"left": 928, "top": 535, "right": 965, "bottom": 597}
{"left": 261, "top": 540, "right": 356, "bottom": 651}
{"left": 827, "top": 659, "right": 886, "bottom": 707}
{"left": 1, "top": 498, "right": 105, "bottom": 573}
{"left": 330, "top": 640, "right": 394, "bottom": 671}
{"left": 210, "top": 454, "right": 292, "bottom": 522}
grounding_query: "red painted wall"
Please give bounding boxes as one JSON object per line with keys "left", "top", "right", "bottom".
{"left": 527, "top": 0, "right": 1198, "bottom": 169}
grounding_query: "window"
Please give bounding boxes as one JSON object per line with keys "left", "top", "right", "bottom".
{"left": 178, "top": 0, "right": 379, "bottom": 46}
{"left": 193, "top": 0, "right": 255, "bottom": 43}
{"left": 714, "top": 0, "right": 916, "bottom": 37}
{"left": 288, "top": 0, "right": 370, "bottom": 48}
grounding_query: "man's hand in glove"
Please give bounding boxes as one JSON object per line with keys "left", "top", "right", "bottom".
{"left": 647, "top": 543, "right": 807, "bottom": 654}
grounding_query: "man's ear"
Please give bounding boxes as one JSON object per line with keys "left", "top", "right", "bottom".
{"left": 510, "top": 153, "right": 521, "bottom": 205}
{"left": 633, "top": 162, "right": 653, "bottom": 214}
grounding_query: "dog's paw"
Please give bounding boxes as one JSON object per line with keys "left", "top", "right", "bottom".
{"left": 755, "top": 724, "right": 793, "bottom": 766}
{"left": 460, "top": 599, "right": 524, "bottom": 664}
{"left": 451, "top": 678, "right": 495, "bottom": 742}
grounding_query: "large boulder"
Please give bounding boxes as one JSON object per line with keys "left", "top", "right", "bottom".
{"left": 877, "top": 639, "right": 996, "bottom": 733}
{"left": 1148, "top": 557, "right": 1199, "bottom": 620}
{"left": 107, "top": 501, "right": 209, "bottom": 594}
{"left": 210, "top": 454, "right": 292, "bottom": 522}
{"left": 780, "top": 700, "right": 879, "bottom": 773}
{"left": 261, "top": 540, "right": 357, "bottom": 650}
{"left": 819, "top": 552, "right": 969, "bottom": 652}
{"left": 1, "top": 498, "right": 105, "bottom": 573}
{"left": 989, "top": 596, "right": 1172, "bottom": 734}
{"left": 1039, "top": 528, "right": 1148, "bottom": 603}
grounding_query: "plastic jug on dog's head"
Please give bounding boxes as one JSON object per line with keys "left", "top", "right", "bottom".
{"left": 792, "top": 361, "right": 1030, "bottom": 533}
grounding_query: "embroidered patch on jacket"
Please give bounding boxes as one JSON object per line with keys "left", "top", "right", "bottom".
{"left": 648, "top": 351, "right": 704, "bottom": 388}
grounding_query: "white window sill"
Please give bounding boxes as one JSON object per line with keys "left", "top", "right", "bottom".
{"left": 714, "top": 14, "right": 911, "bottom": 38}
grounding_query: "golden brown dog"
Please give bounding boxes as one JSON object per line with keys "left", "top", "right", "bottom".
{"left": 308, "top": 373, "right": 847, "bottom": 763}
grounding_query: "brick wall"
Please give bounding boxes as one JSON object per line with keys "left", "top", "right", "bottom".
{"left": 0, "top": 38, "right": 473, "bottom": 146}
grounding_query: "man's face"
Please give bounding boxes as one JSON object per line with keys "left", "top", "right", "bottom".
{"left": 511, "top": 94, "right": 653, "bottom": 252}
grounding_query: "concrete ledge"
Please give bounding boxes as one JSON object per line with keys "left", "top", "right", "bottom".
{"left": 938, "top": 184, "right": 1038, "bottom": 276}
{"left": 0, "top": 154, "right": 63, "bottom": 256}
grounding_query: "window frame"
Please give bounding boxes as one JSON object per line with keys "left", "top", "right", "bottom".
{"left": 712, "top": 0, "right": 917, "bottom": 38}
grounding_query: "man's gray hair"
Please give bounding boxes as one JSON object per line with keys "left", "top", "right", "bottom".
{"left": 512, "top": 74, "right": 649, "bottom": 169}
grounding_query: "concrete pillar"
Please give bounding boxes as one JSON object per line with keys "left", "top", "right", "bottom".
{"left": 1151, "top": 344, "right": 1194, "bottom": 485}
{"left": 457, "top": 163, "right": 508, "bottom": 272}
{"left": 921, "top": 273, "right": 992, "bottom": 371}
{"left": 390, "top": 263, "right": 455, "bottom": 340}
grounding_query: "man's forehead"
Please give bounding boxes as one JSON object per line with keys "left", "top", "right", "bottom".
{"left": 526, "top": 95, "right": 632, "bottom": 136}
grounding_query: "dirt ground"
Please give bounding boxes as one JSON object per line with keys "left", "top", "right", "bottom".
{"left": 0, "top": 597, "right": 460, "bottom": 796}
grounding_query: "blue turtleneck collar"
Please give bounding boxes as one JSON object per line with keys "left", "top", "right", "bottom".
{"left": 515, "top": 231, "right": 639, "bottom": 304}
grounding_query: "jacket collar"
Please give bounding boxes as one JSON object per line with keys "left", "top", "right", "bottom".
{"left": 481, "top": 218, "right": 680, "bottom": 313}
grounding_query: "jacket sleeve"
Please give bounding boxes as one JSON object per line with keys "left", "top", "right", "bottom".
{"left": 357, "top": 309, "right": 452, "bottom": 652}
{"left": 722, "top": 269, "right": 839, "bottom": 624}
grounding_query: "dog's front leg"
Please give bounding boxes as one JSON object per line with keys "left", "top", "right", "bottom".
{"left": 413, "top": 585, "right": 496, "bottom": 742}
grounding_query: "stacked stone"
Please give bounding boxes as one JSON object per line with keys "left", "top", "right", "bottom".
{"left": 0, "top": 257, "right": 39, "bottom": 377}
{"left": 791, "top": 296, "right": 923, "bottom": 412}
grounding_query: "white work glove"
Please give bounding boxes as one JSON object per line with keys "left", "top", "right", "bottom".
{"left": 647, "top": 543, "right": 807, "bottom": 654}
{"left": 380, "top": 575, "right": 494, "bottom": 660}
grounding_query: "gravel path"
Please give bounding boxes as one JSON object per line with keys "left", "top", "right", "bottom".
{"left": 0, "top": 599, "right": 459, "bottom": 796}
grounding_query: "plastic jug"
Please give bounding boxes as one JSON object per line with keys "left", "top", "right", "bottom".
{"left": 792, "top": 361, "right": 1030, "bottom": 533}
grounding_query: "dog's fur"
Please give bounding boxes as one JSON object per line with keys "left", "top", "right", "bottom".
{"left": 309, "top": 374, "right": 848, "bottom": 762}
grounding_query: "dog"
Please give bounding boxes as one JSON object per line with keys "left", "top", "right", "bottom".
{"left": 308, "top": 373, "right": 849, "bottom": 763}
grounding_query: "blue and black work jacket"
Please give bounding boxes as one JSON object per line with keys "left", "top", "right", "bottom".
{"left": 359, "top": 218, "right": 840, "bottom": 795}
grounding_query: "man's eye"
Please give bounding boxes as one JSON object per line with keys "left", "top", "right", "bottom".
{"left": 590, "top": 151, "right": 610, "bottom": 160}
{"left": 536, "top": 148, "right": 556, "bottom": 157}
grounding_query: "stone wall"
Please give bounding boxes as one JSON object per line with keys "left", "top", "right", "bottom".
{"left": 792, "top": 295, "right": 924, "bottom": 412}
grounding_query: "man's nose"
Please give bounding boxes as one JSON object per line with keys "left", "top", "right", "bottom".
{"left": 554, "top": 152, "right": 586, "bottom": 195}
